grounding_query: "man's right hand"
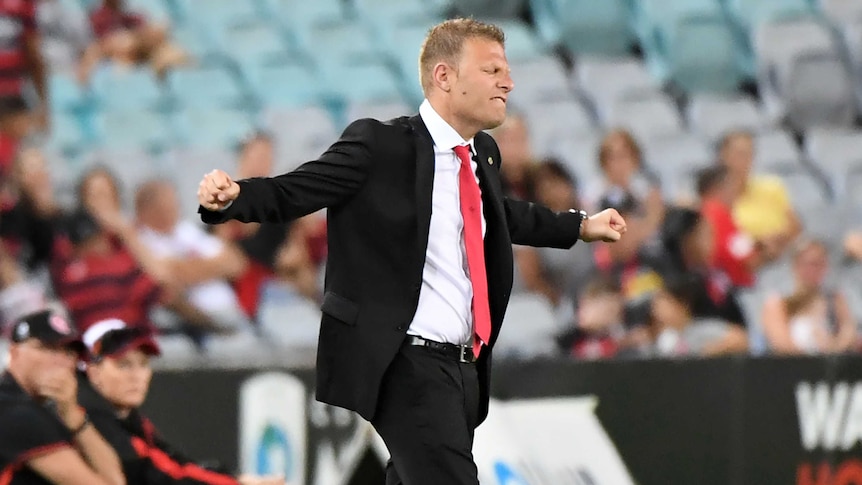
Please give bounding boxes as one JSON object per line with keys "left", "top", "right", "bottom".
{"left": 198, "top": 169, "right": 240, "bottom": 211}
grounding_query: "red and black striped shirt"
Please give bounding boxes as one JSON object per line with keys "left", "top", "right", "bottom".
{"left": 0, "top": 0, "right": 36, "bottom": 97}
{"left": 50, "top": 236, "right": 162, "bottom": 334}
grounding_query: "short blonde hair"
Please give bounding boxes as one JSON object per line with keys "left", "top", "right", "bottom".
{"left": 418, "top": 18, "right": 505, "bottom": 94}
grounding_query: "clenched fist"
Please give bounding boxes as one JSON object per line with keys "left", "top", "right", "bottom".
{"left": 579, "top": 208, "right": 627, "bottom": 243}
{"left": 198, "top": 169, "right": 240, "bottom": 211}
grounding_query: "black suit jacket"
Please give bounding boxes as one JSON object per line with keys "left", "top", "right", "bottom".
{"left": 200, "top": 115, "right": 582, "bottom": 423}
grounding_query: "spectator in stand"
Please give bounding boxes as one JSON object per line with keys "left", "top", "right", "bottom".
{"left": 651, "top": 274, "right": 748, "bottom": 357}
{"left": 0, "top": 97, "right": 35, "bottom": 179}
{"left": 555, "top": 277, "right": 629, "bottom": 359}
{"left": 762, "top": 239, "right": 856, "bottom": 355}
{"left": 516, "top": 158, "right": 594, "bottom": 318}
{"left": 653, "top": 207, "right": 748, "bottom": 337}
{"left": 211, "top": 132, "right": 312, "bottom": 318}
{"left": 79, "top": 318, "right": 286, "bottom": 485}
{"left": 0, "top": 0, "right": 48, "bottom": 133}
{"left": 134, "top": 179, "right": 251, "bottom": 334}
{"left": 489, "top": 113, "right": 534, "bottom": 199}
{"left": 717, "top": 130, "right": 801, "bottom": 262}
{"left": 38, "top": 0, "right": 92, "bottom": 75}
{"left": 80, "top": 0, "right": 187, "bottom": 79}
{"left": 697, "top": 165, "right": 760, "bottom": 288}
{"left": 0, "top": 309, "right": 125, "bottom": 485}
{"left": 0, "top": 147, "right": 59, "bottom": 276}
{"left": 584, "top": 129, "right": 665, "bottom": 236}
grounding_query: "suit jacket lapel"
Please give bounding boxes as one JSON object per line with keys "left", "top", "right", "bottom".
{"left": 473, "top": 138, "right": 506, "bottom": 229}
{"left": 408, "top": 115, "right": 435, "bottom": 247}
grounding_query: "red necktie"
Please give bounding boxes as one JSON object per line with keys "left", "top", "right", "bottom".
{"left": 453, "top": 145, "right": 491, "bottom": 358}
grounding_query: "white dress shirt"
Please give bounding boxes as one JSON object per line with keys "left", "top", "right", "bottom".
{"left": 408, "top": 100, "right": 486, "bottom": 345}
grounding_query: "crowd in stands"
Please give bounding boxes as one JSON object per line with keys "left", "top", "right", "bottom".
{"left": 2, "top": 0, "right": 862, "bottom": 365}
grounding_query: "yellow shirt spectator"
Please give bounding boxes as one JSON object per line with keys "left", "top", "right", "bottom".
{"left": 732, "top": 175, "right": 793, "bottom": 239}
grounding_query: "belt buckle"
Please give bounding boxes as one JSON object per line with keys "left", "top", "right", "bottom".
{"left": 458, "top": 345, "right": 474, "bottom": 363}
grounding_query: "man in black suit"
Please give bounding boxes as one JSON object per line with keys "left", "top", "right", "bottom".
{"left": 197, "top": 18, "right": 626, "bottom": 485}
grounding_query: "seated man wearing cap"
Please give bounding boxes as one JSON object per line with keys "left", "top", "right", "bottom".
{"left": 0, "top": 309, "right": 126, "bottom": 485}
{"left": 79, "top": 319, "right": 285, "bottom": 485}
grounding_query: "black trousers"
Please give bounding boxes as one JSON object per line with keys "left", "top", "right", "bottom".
{"left": 371, "top": 343, "right": 481, "bottom": 485}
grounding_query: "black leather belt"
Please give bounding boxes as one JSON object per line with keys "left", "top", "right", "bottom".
{"left": 405, "top": 335, "right": 476, "bottom": 363}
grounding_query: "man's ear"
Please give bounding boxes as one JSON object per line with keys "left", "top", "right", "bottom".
{"left": 432, "top": 62, "right": 455, "bottom": 92}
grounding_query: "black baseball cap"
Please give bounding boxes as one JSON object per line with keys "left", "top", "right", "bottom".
{"left": 82, "top": 319, "right": 160, "bottom": 362}
{"left": 10, "top": 309, "right": 86, "bottom": 354}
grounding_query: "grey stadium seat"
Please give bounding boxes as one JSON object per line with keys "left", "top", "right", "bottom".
{"left": 641, "top": 132, "right": 712, "bottom": 201}
{"left": 784, "top": 52, "right": 856, "bottom": 131}
{"left": 574, "top": 57, "right": 659, "bottom": 122}
{"left": 686, "top": 94, "right": 767, "bottom": 142}
{"left": 522, "top": 99, "right": 596, "bottom": 153}
{"left": 510, "top": 55, "right": 574, "bottom": 104}
{"left": 261, "top": 106, "right": 338, "bottom": 174}
{"left": 754, "top": 129, "right": 803, "bottom": 173}
{"left": 804, "top": 128, "right": 862, "bottom": 198}
{"left": 605, "top": 92, "right": 684, "bottom": 141}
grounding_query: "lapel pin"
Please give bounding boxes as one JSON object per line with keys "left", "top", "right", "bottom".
{"left": 488, "top": 156, "right": 494, "bottom": 165}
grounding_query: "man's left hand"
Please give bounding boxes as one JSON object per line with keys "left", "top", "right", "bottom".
{"left": 579, "top": 209, "right": 627, "bottom": 243}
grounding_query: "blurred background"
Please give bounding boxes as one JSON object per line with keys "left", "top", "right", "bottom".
{"left": 3, "top": 0, "right": 862, "bottom": 483}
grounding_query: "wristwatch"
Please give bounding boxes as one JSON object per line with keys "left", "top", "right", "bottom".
{"left": 570, "top": 209, "right": 588, "bottom": 239}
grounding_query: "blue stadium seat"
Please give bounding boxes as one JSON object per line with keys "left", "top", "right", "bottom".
{"left": 243, "top": 61, "right": 326, "bottom": 108}
{"left": 531, "top": 0, "right": 634, "bottom": 56}
{"left": 351, "top": 0, "right": 433, "bottom": 24}
{"left": 323, "top": 63, "right": 403, "bottom": 104}
{"left": 125, "top": 0, "right": 171, "bottom": 24}
{"left": 215, "top": 22, "right": 294, "bottom": 66}
{"left": 299, "top": 20, "right": 379, "bottom": 70}
{"left": 454, "top": 0, "right": 526, "bottom": 19}
{"left": 494, "top": 20, "right": 547, "bottom": 61}
{"left": 257, "top": 0, "right": 346, "bottom": 32}
{"left": 171, "top": 25, "right": 223, "bottom": 64}
{"left": 94, "top": 110, "right": 173, "bottom": 151}
{"left": 49, "top": 73, "right": 88, "bottom": 114}
{"left": 171, "top": 107, "right": 256, "bottom": 150}
{"left": 384, "top": 23, "right": 433, "bottom": 104}
{"left": 661, "top": 15, "right": 745, "bottom": 94}
{"left": 166, "top": 66, "right": 247, "bottom": 109}
{"left": 174, "top": 0, "right": 261, "bottom": 28}
{"left": 634, "top": 0, "right": 721, "bottom": 41}
{"left": 727, "top": 0, "right": 815, "bottom": 31}
{"left": 90, "top": 66, "right": 165, "bottom": 112}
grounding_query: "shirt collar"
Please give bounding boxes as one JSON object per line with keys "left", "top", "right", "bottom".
{"left": 419, "top": 99, "right": 476, "bottom": 154}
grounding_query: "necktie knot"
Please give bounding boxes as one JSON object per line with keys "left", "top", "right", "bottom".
{"left": 453, "top": 145, "right": 472, "bottom": 166}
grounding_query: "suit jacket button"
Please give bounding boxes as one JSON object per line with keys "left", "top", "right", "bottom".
{"left": 396, "top": 324, "right": 405, "bottom": 331}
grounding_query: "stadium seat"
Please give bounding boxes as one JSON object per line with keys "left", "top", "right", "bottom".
{"left": 174, "top": 0, "right": 261, "bottom": 29}
{"left": 686, "top": 94, "right": 766, "bottom": 141}
{"left": 804, "top": 128, "right": 862, "bottom": 198}
{"left": 727, "top": 0, "right": 815, "bottom": 32}
{"left": 49, "top": 73, "right": 88, "bottom": 115}
{"left": 216, "top": 22, "right": 295, "bottom": 66}
{"left": 260, "top": 106, "right": 339, "bottom": 173}
{"left": 165, "top": 147, "right": 237, "bottom": 216}
{"left": 537, "top": 132, "right": 603, "bottom": 187}
{"left": 773, "top": 167, "right": 830, "bottom": 209}
{"left": 521, "top": 99, "right": 596, "bottom": 153}
{"left": 125, "top": 0, "right": 171, "bottom": 24}
{"left": 605, "top": 92, "right": 684, "bottom": 142}
{"left": 322, "top": 62, "right": 403, "bottom": 104}
{"left": 753, "top": 17, "right": 840, "bottom": 124}
{"left": 203, "top": 332, "right": 273, "bottom": 366}
{"left": 818, "top": 0, "right": 862, "bottom": 26}
{"left": 257, "top": 288, "right": 322, "bottom": 349}
{"left": 344, "top": 100, "right": 413, "bottom": 126}
{"left": 298, "top": 20, "right": 379, "bottom": 71}
{"left": 243, "top": 61, "right": 327, "bottom": 108}
{"left": 453, "top": 0, "right": 525, "bottom": 19}
{"left": 509, "top": 55, "right": 573, "bottom": 104}
{"left": 82, "top": 147, "right": 169, "bottom": 207}
{"left": 167, "top": 66, "right": 247, "bottom": 109}
{"left": 258, "top": 0, "right": 346, "bottom": 31}
{"left": 351, "top": 0, "right": 434, "bottom": 25}
{"left": 575, "top": 57, "right": 659, "bottom": 122}
{"left": 93, "top": 110, "right": 173, "bottom": 152}
{"left": 152, "top": 334, "right": 202, "bottom": 368}
{"left": 171, "top": 25, "right": 223, "bottom": 65}
{"left": 46, "top": 112, "right": 88, "bottom": 156}
{"left": 661, "top": 15, "right": 746, "bottom": 94}
{"left": 495, "top": 294, "right": 560, "bottom": 359}
{"left": 492, "top": 19, "right": 547, "bottom": 62}
{"left": 641, "top": 132, "right": 713, "bottom": 200}
{"left": 784, "top": 52, "right": 856, "bottom": 131}
{"left": 91, "top": 66, "right": 165, "bottom": 112}
{"left": 171, "top": 107, "right": 256, "bottom": 151}
{"left": 531, "top": 0, "right": 633, "bottom": 56}
{"left": 755, "top": 129, "right": 803, "bottom": 173}
{"left": 633, "top": 0, "right": 722, "bottom": 39}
